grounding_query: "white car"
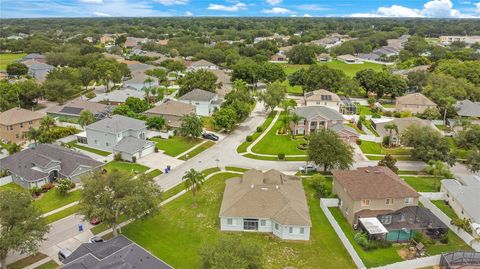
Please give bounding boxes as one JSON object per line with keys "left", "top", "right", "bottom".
{"left": 89, "top": 236, "right": 104, "bottom": 243}
{"left": 299, "top": 164, "right": 316, "bottom": 173}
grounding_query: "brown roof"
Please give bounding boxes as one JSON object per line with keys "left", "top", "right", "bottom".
{"left": 304, "top": 89, "right": 341, "bottom": 102}
{"left": 332, "top": 166, "right": 419, "bottom": 200}
{"left": 144, "top": 100, "right": 195, "bottom": 117}
{"left": 396, "top": 93, "right": 436, "bottom": 107}
{"left": 0, "top": 107, "right": 43, "bottom": 126}
{"left": 374, "top": 117, "right": 432, "bottom": 137}
{"left": 47, "top": 99, "right": 109, "bottom": 116}
{"left": 219, "top": 169, "right": 311, "bottom": 226}
{"left": 210, "top": 69, "right": 231, "bottom": 85}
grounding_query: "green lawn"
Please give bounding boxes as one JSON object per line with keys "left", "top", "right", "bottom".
{"left": 44, "top": 205, "right": 79, "bottom": 224}
{"left": 445, "top": 137, "right": 468, "bottom": 159}
{"left": 0, "top": 53, "right": 26, "bottom": 71}
{"left": 225, "top": 166, "right": 249, "bottom": 172}
{"left": 104, "top": 161, "right": 149, "bottom": 174}
{"left": 178, "top": 141, "right": 215, "bottom": 160}
{"left": 359, "top": 141, "right": 411, "bottom": 155}
{"left": 279, "top": 60, "right": 384, "bottom": 78}
{"left": 121, "top": 172, "right": 356, "bottom": 269}
{"left": 151, "top": 136, "right": 203, "bottom": 157}
{"left": 7, "top": 253, "right": 48, "bottom": 269}
{"left": 402, "top": 176, "right": 442, "bottom": 192}
{"left": 367, "top": 155, "right": 413, "bottom": 161}
{"left": 144, "top": 169, "right": 163, "bottom": 179}
{"left": 282, "top": 80, "right": 303, "bottom": 95}
{"left": 243, "top": 153, "right": 308, "bottom": 161}
{"left": 201, "top": 167, "right": 221, "bottom": 176}
{"left": 237, "top": 111, "right": 276, "bottom": 153}
{"left": 34, "top": 189, "right": 81, "bottom": 213}
{"left": 0, "top": 182, "right": 26, "bottom": 192}
{"left": 68, "top": 142, "right": 111, "bottom": 156}
{"left": 357, "top": 105, "right": 374, "bottom": 116}
{"left": 34, "top": 260, "right": 59, "bottom": 269}
{"left": 346, "top": 123, "right": 365, "bottom": 134}
{"left": 431, "top": 200, "right": 458, "bottom": 219}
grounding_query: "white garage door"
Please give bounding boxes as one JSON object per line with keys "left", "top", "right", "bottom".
{"left": 140, "top": 145, "right": 155, "bottom": 158}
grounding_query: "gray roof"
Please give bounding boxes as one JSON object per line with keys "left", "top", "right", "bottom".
{"left": 441, "top": 176, "right": 480, "bottom": 223}
{"left": 23, "top": 53, "right": 46, "bottom": 60}
{"left": 86, "top": 115, "right": 146, "bottom": 134}
{"left": 455, "top": 100, "right": 480, "bottom": 117}
{"left": 178, "top": 89, "right": 217, "bottom": 102}
{"left": 28, "top": 63, "right": 54, "bottom": 71}
{"left": 61, "top": 235, "right": 172, "bottom": 269}
{"left": 113, "top": 137, "right": 155, "bottom": 155}
{"left": 293, "top": 106, "right": 344, "bottom": 121}
{"left": 328, "top": 123, "right": 359, "bottom": 135}
{"left": 89, "top": 88, "right": 145, "bottom": 103}
{"left": 358, "top": 53, "right": 380, "bottom": 61}
{"left": 0, "top": 144, "right": 103, "bottom": 182}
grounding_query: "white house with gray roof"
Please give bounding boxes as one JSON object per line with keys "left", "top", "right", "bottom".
{"left": 290, "top": 106, "right": 345, "bottom": 136}
{"left": 83, "top": 115, "right": 155, "bottom": 162}
{"left": 455, "top": 100, "right": 480, "bottom": 118}
{"left": 178, "top": 89, "right": 221, "bottom": 116}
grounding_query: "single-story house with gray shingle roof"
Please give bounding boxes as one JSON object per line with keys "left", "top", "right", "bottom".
{"left": 455, "top": 100, "right": 480, "bottom": 118}
{"left": 28, "top": 63, "right": 54, "bottom": 83}
{"left": 20, "top": 53, "right": 47, "bottom": 64}
{"left": 290, "top": 106, "right": 345, "bottom": 136}
{"left": 123, "top": 72, "right": 158, "bottom": 91}
{"left": 89, "top": 88, "right": 145, "bottom": 105}
{"left": 61, "top": 235, "right": 172, "bottom": 269}
{"left": 0, "top": 144, "right": 103, "bottom": 189}
{"left": 178, "top": 89, "right": 221, "bottom": 116}
{"left": 47, "top": 99, "right": 113, "bottom": 120}
{"left": 143, "top": 100, "right": 195, "bottom": 128}
{"left": 82, "top": 115, "right": 155, "bottom": 162}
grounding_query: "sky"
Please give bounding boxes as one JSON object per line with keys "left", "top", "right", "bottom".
{"left": 1, "top": 0, "right": 480, "bottom": 18}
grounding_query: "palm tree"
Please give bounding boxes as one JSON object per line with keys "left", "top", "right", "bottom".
{"left": 384, "top": 123, "right": 398, "bottom": 147}
{"left": 24, "top": 127, "right": 41, "bottom": 145}
{"left": 280, "top": 114, "right": 292, "bottom": 134}
{"left": 144, "top": 87, "right": 151, "bottom": 104}
{"left": 78, "top": 110, "right": 95, "bottom": 127}
{"left": 40, "top": 116, "right": 55, "bottom": 130}
{"left": 290, "top": 113, "right": 303, "bottom": 138}
{"left": 144, "top": 77, "right": 154, "bottom": 88}
{"left": 150, "top": 88, "right": 157, "bottom": 102}
{"left": 183, "top": 169, "right": 205, "bottom": 198}
{"left": 451, "top": 217, "right": 473, "bottom": 233}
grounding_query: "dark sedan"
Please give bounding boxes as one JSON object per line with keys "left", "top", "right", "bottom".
{"left": 202, "top": 133, "right": 219, "bottom": 141}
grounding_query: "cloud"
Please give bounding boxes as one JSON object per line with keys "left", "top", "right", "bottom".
{"left": 79, "top": 0, "right": 103, "bottom": 3}
{"left": 303, "top": 13, "right": 312, "bottom": 17}
{"left": 207, "top": 2, "right": 247, "bottom": 11}
{"left": 185, "top": 11, "right": 193, "bottom": 16}
{"left": 262, "top": 7, "right": 293, "bottom": 14}
{"left": 265, "top": 0, "right": 282, "bottom": 5}
{"left": 476, "top": 2, "right": 480, "bottom": 12}
{"left": 154, "top": 0, "right": 188, "bottom": 5}
{"left": 93, "top": 11, "right": 110, "bottom": 16}
{"left": 297, "top": 4, "right": 329, "bottom": 11}
{"left": 349, "top": 0, "right": 478, "bottom": 18}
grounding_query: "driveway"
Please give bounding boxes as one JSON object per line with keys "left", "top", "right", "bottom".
{"left": 137, "top": 152, "right": 184, "bottom": 172}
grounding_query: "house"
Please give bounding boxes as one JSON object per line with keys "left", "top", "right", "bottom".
{"left": 316, "top": 53, "right": 332, "bottom": 62}
{"left": 337, "top": 54, "right": 362, "bottom": 64}
{"left": 143, "top": 100, "right": 195, "bottom": 128}
{"left": 100, "top": 34, "right": 115, "bottom": 44}
{"left": 328, "top": 123, "right": 360, "bottom": 144}
{"left": 290, "top": 106, "right": 345, "bottom": 136}
{"left": 395, "top": 93, "right": 437, "bottom": 114}
{"left": 0, "top": 144, "right": 103, "bottom": 189}
{"left": 124, "top": 37, "right": 148, "bottom": 48}
{"left": 392, "top": 65, "right": 430, "bottom": 77}
{"left": 28, "top": 63, "right": 54, "bottom": 83}
{"left": 439, "top": 35, "right": 480, "bottom": 45}
{"left": 123, "top": 73, "right": 158, "bottom": 91}
{"left": 178, "top": 89, "right": 221, "bottom": 116}
{"left": 455, "top": 100, "right": 480, "bottom": 118}
{"left": 304, "top": 89, "right": 342, "bottom": 111}
{"left": 81, "top": 115, "right": 155, "bottom": 162}
{"left": 188, "top": 59, "right": 218, "bottom": 71}
{"left": 88, "top": 88, "right": 145, "bottom": 105}
{"left": 357, "top": 53, "right": 381, "bottom": 62}
{"left": 19, "top": 53, "right": 47, "bottom": 64}
{"left": 47, "top": 99, "right": 113, "bottom": 120}
{"left": 372, "top": 117, "right": 434, "bottom": 145}
{"left": 219, "top": 169, "right": 311, "bottom": 241}
{"left": 278, "top": 46, "right": 293, "bottom": 55}
{"left": 441, "top": 175, "right": 480, "bottom": 236}
{"left": 270, "top": 53, "right": 287, "bottom": 62}
{"left": 211, "top": 69, "right": 233, "bottom": 98}
{"left": 61, "top": 235, "right": 172, "bottom": 269}
{"left": 0, "top": 107, "right": 43, "bottom": 144}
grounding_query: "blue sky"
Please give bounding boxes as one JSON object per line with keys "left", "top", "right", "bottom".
{"left": 1, "top": 0, "right": 479, "bottom": 18}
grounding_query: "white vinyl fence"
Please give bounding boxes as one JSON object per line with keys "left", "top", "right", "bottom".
{"left": 0, "top": 175, "right": 12, "bottom": 186}
{"left": 371, "top": 255, "right": 441, "bottom": 269}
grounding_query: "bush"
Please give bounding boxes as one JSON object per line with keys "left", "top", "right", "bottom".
{"left": 114, "top": 152, "right": 122, "bottom": 161}
{"left": 393, "top": 112, "right": 401, "bottom": 118}
{"left": 383, "top": 111, "right": 393, "bottom": 117}
{"left": 382, "top": 136, "right": 390, "bottom": 147}
{"left": 440, "top": 234, "right": 449, "bottom": 244}
{"left": 356, "top": 140, "right": 362, "bottom": 145}
{"left": 297, "top": 143, "right": 308, "bottom": 150}
{"left": 413, "top": 232, "right": 435, "bottom": 245}
{"left": 132, "top": 156, "right": 137, "bottom": 163}
{"left": 56, "top": 178, "right": 72, "bottom": 196}
{"left": 30, "top": 186, "right": 42, "bottom": 197}
{"left": 85, "top": 91, "right": 96, "bottom": 99}
{"left": 256, "top": 126, "right": 263, "bottom": 133}
{"left": 246, "top": 135, "right": 253, "bottom": 142}
{"left": 310, "top": 175, "right": 330, "bottom": 199}
{"left": 277, "top": 153, "right": 285, "bottom": 160}
{"left": 154, "top": 147, "right": 159, "bottom": 153}
{"left": 41, "top": 183, "right": 54, "bottom": 192}
{"left": 354, "top": 232, "right": 391, "bottom": 250}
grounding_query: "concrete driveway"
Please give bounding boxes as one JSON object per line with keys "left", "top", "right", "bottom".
{"left": 137, "top": 152, "right": 184, "bottom": 172}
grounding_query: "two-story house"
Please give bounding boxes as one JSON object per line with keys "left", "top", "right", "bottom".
{"left": 82, "top": 115, "right": 155, "bottom": 162}
{"left": 0, "top": 107, "right": 43, "bottom": 144}
{"left": 395, "top": 93, "right": 437, "bottom": 114}
{"left": 304, "top": 89, "right": 343, "bottom": 111}
{"left": 290, "top": 106, "right": 345, "bottom": 135}
{"left": 178, "top": 89, "right": 221, "bottom": 116}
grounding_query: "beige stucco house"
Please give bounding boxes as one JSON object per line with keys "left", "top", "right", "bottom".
{"left": 395, "top": 93, "right": 436, "bottom": 114}
{"left": 0, "top": 107, "right": 43, "bottom": 144}
{"left": 304, "top": 89, "right": 342, "bottom": 111}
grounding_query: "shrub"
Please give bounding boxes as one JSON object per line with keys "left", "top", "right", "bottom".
{"left": 132, "top": 156, "right": 137, "bottom": 163}
{"left": 383, "top": 111, "right": 393, "bottom": 117}
{"left": 30, "top": 186, "right": 42, "bottom": 197}
{"left": 246, "top": 135, "right": 253, "bottom": 142}
{"left": 41, "top": 183, "right": 54, "bottom": 192}
{"left": 297, "top": 143, "right": 308, "bottom": 150}
{"left": 440, "top": 234, "right": 449, "bottom": 244}
{"left": 256, "top": 126, "right": 263, "bottom": 133}
{"left": 393, "top": 112, "right": 401, "bottom": 118}
{"left": 114, "top": 152, "right": 122, "bottom": 161}
{"left": 56, "top": 178, "right": 72, "bottom": 196}
{"left": 154, "top": 147, "right": 159, "bottom": 153}
{"left": 372, "top": 112, "right": 381, "bottom": 118}
{"left": 310, "top": 175, "right": 330, "bottom": 199}
{"left": 85, "top": 91, "right": 96, "bottom": 99}
{"left": 354, "top": 232, "right": 391, "bottom": 250}
{"left": 382, "top": 136, "right": 390, "bottom": 147}
{"left": 413, "top": 232, "right": 435, "bottom": 245}
{"left": 356, "top": 140, "right": 362, "bottom": 145}
{"left": 277, "top": 153, "right": 285, "bottom": 160}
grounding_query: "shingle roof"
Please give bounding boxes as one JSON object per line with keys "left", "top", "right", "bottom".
{"left": 332, "top": 166, "right": 419, "bottom": 200}
{"left": 47, "top": 99, "right": 110, "bottom": 116}
{"left": 374, "top": 117, "right": 432, "bottom": 137}
{"left": 178, "top": 89, "right": 217, "bottom": 102}
{"left": 396, "top": 93, "right": 436, "bottom": 107}
{"left": 455, "top": 100, "right": 480, "bottom": 117}
{"left": 219, "top": 169, "right": 311, "bottom": 226}
{"left": 144, "top": 100, "right": 195, "bottom": 116}
{"left": 113, "top": 137, "right": 155, "bottom": 155}
{"left": 304, "top": 89, "right": 341, "bottom": 102}
{"left": 442, "top": 178, "right": 480, "bottom": 223}
{"left": 86, "top": 115, "right": 146, "bottom": 134}
{"left": 0, "top": 107, "right": 43, "bottom": 126}
{"left": 0, "top": 144, "right": 103, "bottom": 182}
{"left": 293, "top": 106, "right": 344, "bottom": 121}
{"left": 190, "top": 59, "right": 216, "bottom": 68}
{"left": 89, "top": 88, "right": 145, "bottom": 103}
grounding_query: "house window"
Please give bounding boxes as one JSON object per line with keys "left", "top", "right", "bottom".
{"left": 7, "top": 125, "right": 13, "bottom": 131}
{"left": 274, "top": 223, "right": 279, "bottom": 230}
{"left": 227, "top": 218, "right": 233, "bottom": 225}
{"left": 106, "top": 142, "right": 110, "bottom": 147}
{"left": 380, "top": 215, "right": 392, "bottom": 225}
{"left": 94, "top": 140, "right": 99, "bottom": 145}
{"left": 300, "top": 228, "right": 305, "bottom": 234}
{"left": 385, "top": 198, "right": 394, "bottom": 205}
{"left": 243, "top": 219, "right": 258, "bottom": 231}
{"left": 289, "top": 227, "right": 293, "bottom": 233}
{"left": 404, "top": 197, "right": 413, "bottom": 204}
{"left": 361, "top": 199, "right": 370, "bottom": 206}
{"left": 29, "top": 121, "right": 33, "bottom": 125}
{"left": 260, "top": 220, "right": 266, "bottom": 226}
{"left": 19, "top": 123, "right": 23, "bottom": 128}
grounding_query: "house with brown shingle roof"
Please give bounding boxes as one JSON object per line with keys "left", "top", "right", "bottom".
{"left": 395, "top": 93, "right": 436, "bottom": 114}
{"left": 219, "top": 169, "right": 311, "bottom": 240}
{"left": 143, "top": 100, "right": 195, "bottom": 128}
{"left": 0, "top": 107, "right": 43, "bottom": 144}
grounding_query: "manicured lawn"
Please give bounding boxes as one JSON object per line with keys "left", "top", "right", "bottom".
{"left": 144, "top": 169, "right": 163, "bottom": 179}
{"left": 282, "top": 80, "right": 303, "bottom": 95}
{"left": 279, "top": 60, "right": 384, "bottom": 78}
{"left": 178, "top": 141, "right": 215, "bottom": 160}
{"left": 103, "top": 161, "right": 149, "bottom": 174}
{"left": 151, "top": 136, "right": 203, "bottom": 157}
{"left": 243, "top": 153, "right": 308, "bottom": 161}
{"left": 34, "top": 189, "right": 81, "bottom": 213}
{"left": 201, "top": 167, "right": 221, "bottom": 176}
{"left": 44, "top": 205, "right": 79, "bottom": 224}
{"left": 363, "top": 120, "right": 379, "bottom": 137}
{"left": 359, "top": 141, "right": 411, "bottom": 155}
{"left": 398, "top": 170, "right": 423, "bottom": 175}
{"left": 357, "top": 105, "right": 374, "bottom": 116}
{"left": 34, "top": 260, "right": 59, "bottom": 269}
{"left": 281, "top": 63, "right": 309, "bottom": 75}
{"left": 68, "top": 142, "right": 111, "bottom": 156}
{"left": 0, "top": 53, "right": 26, "bottom": 70}
{"left": 367, "top": 155, "right": 413, "bottom": 161}
{"left": 0, "top": 182, "right": 26, "bottom": 192}
{"left": 237, "top": 111, "right": 276, "bottom": 153}
{"left": 402, "top": 176, "right": 442, "bottom": 192}
{"left": 431, "top": 200, "right": 458, "bottom": 219}
{"left": 7, "top": 253, "right": 48, "bottom": 269}
{"left": 122, "top": 172, "right": 356, "bottom": 269}
{"left": 346, "top": 123, "right": 365, "bottom": 134}
{"left": 225, "top": 166, "right": 249, "bottom": 172}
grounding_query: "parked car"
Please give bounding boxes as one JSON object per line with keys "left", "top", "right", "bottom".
{"left": 299, "top": 164, "right": 316, "bottom": 173}
{"left": 89, "top": 236, "right": 104, "bottom": 243}
{"left": 58, "top": 248, "right": 72, "bottom": 262}
{"left": 202, "top": 132, "right": 219, "bottom": 141}
{"left": 90, "top": 217, "right": 101, "bottom": 225}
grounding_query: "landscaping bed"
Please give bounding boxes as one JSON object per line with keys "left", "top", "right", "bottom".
{"left": 151, "top": 136, "right": 203, "bottom": 157}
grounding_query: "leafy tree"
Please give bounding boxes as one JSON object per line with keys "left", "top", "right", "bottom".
{"left": 455, "top": 125, "right": 480, "bottom": 149}
{"left": 465, "top": 149, "right": 480, "bottom": 173}
{"left": 124, "top": 97, "right": 150, "bottom": 113}
{"left": 231, "top": 59, "right": 261, "bottom": 86}
{"left": 402, "top": 125, "right": 455, "bottom": 164}
{"left": 24, "top": 127, "right": 41, "bottom": 145}
{"left": 280, "top": 99, "right": 297, "bottom": 112}
{"left": 259, "top": 62, "right": 286, "bottom": 83}
{"left": 286, "top": 44, "right": 317, "bottom": 64}
{"left": 6, "top": 62, "right": 28, "bottom": 77}
{"left": 178, "top": 69, "right": 220, "bottom": 96}
{"left": 78, "top": 67, "right": 95, "bottom": 92}
{"left": 355, "top": 70, "right": 407, "bottom": 98}
{"left": 160, "top": 60, "right": 185, "bottom": 74}
{"left": 424, "top": 160, "right": 453, "bottom": 178}
{"left": 40, "top": 115, "right": 56, "bottom": 130}
{"left": 290, "top": 113, "right": 303, "bottom": 138}
{"left": 56, "top": 178, "right": 73, "bottom": 197}
{"left": 182, "top": 169, "right": 205, "bottom": 198}
{"left": 0, "top": 190, "right": 49, "bottom": 269}
{"left": 115, "top": 35, "right": 127, "bottom": 46}
{"left": 355, "top": 69, "right": 377, "bottom": 97}
{"left": 79, "top": 170, "right": 161, "bottom": 237}
{"left": 309, "top": 174, "right": 331, "bottom": 199}
{"left": 78, "top": 110, "right": 95, "bottom": 127}
{"left": 258, "top": 81, "right": 286, "bottom": 111}
{"left": 418, "top": 107, "right": 441, "bottom": 120}
{"left": 43, "top": 79, "right": 76, "bottom": 104}
{"left": 308, "top": 129, "right": 354, "bottom": 173}
{"left": 199, "top": 236, "right": 263, "bottom": 269}
{"left": 179, "top": 114, "right": 203, "bottom": 139}
{"left": 291, "top": 64, "right": 351, "bottom": 93}
{"left": 213, "top": 107, "right": 237, "bottom": 132}
{"left": 146, "top": 68, "right": 168, "bottom": 86}
{"left": 6, "top": 143, "right": 21, "bottom": 155}
{"left": 378, "top": 154, "right": 399, "bottom": 174}
{"left": 146, "top": 116, "right": 166, "bottom": 130}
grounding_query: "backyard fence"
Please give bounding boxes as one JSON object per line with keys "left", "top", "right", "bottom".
{"left": 0, "top": 175, "right": 12, "bottom": 186}
{"left": 419, "top": 192, "right": 445, "bottom": 200}
{"left": 371, "top": 255, "right": 441, "bottom": 269}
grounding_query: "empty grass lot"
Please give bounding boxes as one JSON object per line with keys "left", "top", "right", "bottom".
{"left": 122, "top": 172, "right": 356, "bottom": 269}
{"left": 401, "top": 176, "right": 442, "bottom": 192}
{"left": 237, "top": 111, "right": 276, "bottom": 153}
{"left": 431, "top": 200, "right": 458, "bottom": 219}
{"left": 178, "top": 141, "right": 215, "bottom": 160}
{"left": 151, "top": 136, "right": 203, "bottom": 157}
{"left": 280, "top": 60, "right": 384, "bottom": 77}
{"left": 104, "top": 161, "right": 149, "bottom": 174}
{"left": 0, "top": 53, "right": 26, "bottom": 70}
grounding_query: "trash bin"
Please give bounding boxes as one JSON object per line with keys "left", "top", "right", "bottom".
{"left": 78, "top": 224, "right": 83, "bottom": 232}
{"left": 164, "top": 168, "right": 169, "bottom": 174}
{"left": 167, "top": 165, "right": 171, "bottom": 171}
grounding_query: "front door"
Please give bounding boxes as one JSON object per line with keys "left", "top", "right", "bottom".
{"left": 243, "top": 219, "right": 259, "bottom": 231}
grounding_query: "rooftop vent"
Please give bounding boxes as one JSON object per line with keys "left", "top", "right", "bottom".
{"left": 261, "top": 187, "right": 268, "bottom": 191}
{"left": 250, "top": 184, "right": 254, "bottom": 189}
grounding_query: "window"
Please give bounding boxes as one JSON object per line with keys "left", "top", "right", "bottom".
{"left": 29, "top": 121, "right": 33, "bottom": 125}
{"left": 243, "top": 219, "right": 258, "bottom": 231}
{"left": 300, "top": 228, "right": 305, "bottom": 234}
{"left": 227, "top": 218, "right": 232, "bottom": 225}
{"left": 7, "top": 125, "right": 13, "bottom": 131}
{"left": 289, "top": 227, "right": 293, "bottom": 233}
{"left": 361, "top": 199, "right": 370, "bottom": 206}
{"left": 274, "top": 223, "right": 279, "bottom": 230}
{"left": 260, "top": 220, "right": 266, "bottom": 226}
{"left": 94, "top": 140, "right": 98, "bottom": 145}
{"left": 106, "top": 142, "right": 110, "bottom": 147}
{"left": 19, "top": 123, "right": 23, "bottom": 128}
{"left": 385, "top": 198, "right": 394, "bottom": 205}
{"left": 380, "top": 215, "right": 392, "bottom": 225}
{"left": 404, "top": 197, "right": 413, "bottom": 204}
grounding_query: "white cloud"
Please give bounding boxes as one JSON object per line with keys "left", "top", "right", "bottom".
{"left": 266, "top": 0, "right": 282, "bottom": 5}
{"left": 207, "top": 2, "right": 247, "bottom": 11}
{"left": 476, "top": 2, "right": 480, "bottom": 12}
{"left": 93, "top": 11, "right": 110, "bottom": 16}
{"left": 154, "top": 0, "right": 188, "bottom": 5}
{"left": 303, "top": 13, "right": 312, "bottom": 17}
{"left": 262, "top": 7, "right": 293, "bottom": 14}
{"left": 185, "top": 11, "right": 193, "bottom": 16}
{"left": 80, "top": 0, "right": 103, "bottom": 3}
{"left": 297, "top": 4, "right": 329, "bottom": 11}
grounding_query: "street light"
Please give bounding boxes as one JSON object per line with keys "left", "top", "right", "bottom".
{"left": 215, "top": 158, "right": 220, "bottom": 169}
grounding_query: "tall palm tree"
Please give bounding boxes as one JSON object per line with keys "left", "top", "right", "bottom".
{"left": 24, "top": 127, "right": 41, "bottom": 145}
{"left": 40, "top": 116, "right": 56, "bottom": 130}
{"left": 183, "top": 169, "right": 205, "bottom": 198}
{"left": 384, "top": 123, "right": 398, "bottom": 147}
{"left": 290, "top": 113, "right": 303, "bottom": 138}
{"left": 280, "top": 114, "right": 292, "bottom": 134}
{"left": 144, "top": 87, "right": 151, "bottom": 104}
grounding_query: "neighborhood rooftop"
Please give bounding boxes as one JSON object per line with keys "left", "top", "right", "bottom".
{"left": 0, "top": 107, "right": 43, "bottom": 126}
{"left": 294, "top": 106, "right": 345, "bottom": 121}
{"left": 178, "top": 89, "right": 217, "bottom": 102}
{"left": 86, "top": 115, "right": 146, "bottom": 134}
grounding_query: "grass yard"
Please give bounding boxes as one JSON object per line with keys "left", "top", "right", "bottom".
{"left": 34, "top": 260, "right": 59, "bottom": 269}
{"left": 7, "top": 253, "right": 48, "bottom": 269}
{"left": 122, "top": 172, "right": 356, "bottom": 269}
{"left": 144, "top": 169, "right": 163, "bottom": 179}
{"left": 356, "top": 105, "right": 374, "bottom": 116}
{"left": 0, "top": 182, "right": 26, "bottom": 192}
{"left": 225, "top": 166, "right": 249, "bottom": 172}
{"left": 0, "top": 53, "right": 26, "bottom": 70}
{"left": 104, "top": 161, "right": 149, "bottom": 174}
{"left": 282, "top": 80, "right": 303, "bottom": 95}
{"left": 68, "top": 142, "right": 111, "bottom": 156}
{"left": 202, "top": 167, "right": 221, "bottom": 176}
{"left": 243, "top": 153, "right": 308, "bottom": 161}
{"left": 367, "top": 155, "right": 413, "bottom": 161}
{"left": 279, "top": 60, "right": 384, "bottom": 78}
{"left": 44, "top": 205, "right": 79, "bottom": 224}
{"left": 401, "top": 176, "right": 442, "bottom": 192}
{"left": 237, "top": 111, "right": 276, "bottom": 153}
{"left": 178, "top": 141, "right": 215, "bottom": 160}
{"left": 34, "top": 189, "right": 81, "bottom": 213}
{"left": 359, "top": 141, "right": 411, "bottom": 156}
{"left": 431, "top": 200, "right": 458, "bottom": 219}
{"left": 346, "top": 123, "right": 365, "bottom": 134}
{"left": 151, "top": 136, "right": 203, "bottom": 157}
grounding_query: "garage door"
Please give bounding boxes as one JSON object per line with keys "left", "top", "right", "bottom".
{"left": 140, "top": 144, "right": 155, "bottom": 158}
